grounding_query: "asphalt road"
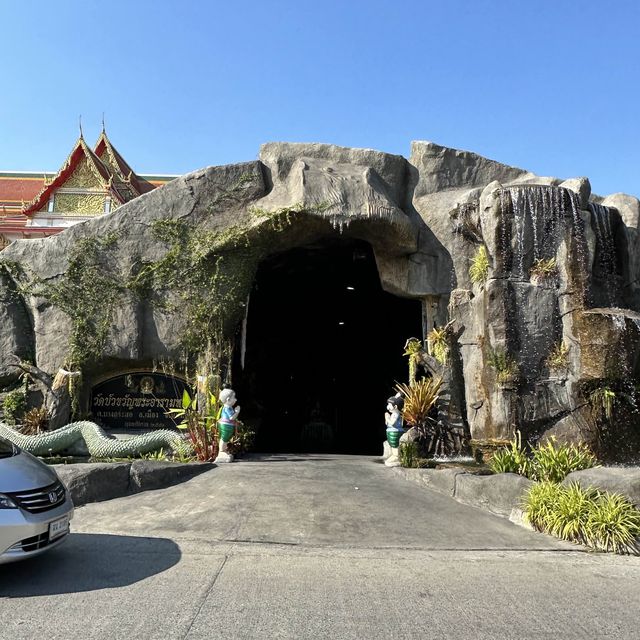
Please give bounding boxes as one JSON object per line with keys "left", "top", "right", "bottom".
{"left": 1, "top": 454, "right": 639, "bottom": 639}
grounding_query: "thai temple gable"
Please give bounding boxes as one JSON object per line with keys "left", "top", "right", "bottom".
{"left": 93, "top": 130, "right": 146, "bottom": 203}
{"left": 24, "top": 135, "right": 117, "bottom": 221}
{"left": 0, "top": 129, "right": 176, "bottom": 246}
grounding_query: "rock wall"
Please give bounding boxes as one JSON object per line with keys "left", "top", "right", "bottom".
{"left": 1, "top": 141, "right": 639, "bottom": 458}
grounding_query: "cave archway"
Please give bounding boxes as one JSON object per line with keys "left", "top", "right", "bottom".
{"left": 237, "top": 238, "right": 422, "bottom": 454}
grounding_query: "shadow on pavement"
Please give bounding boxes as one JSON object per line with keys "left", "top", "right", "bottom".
{"left": 243, "top": 453, "right": 371, "bottom": 462}
{"left": 0, "top": 532, "right": 181, "bottom": 596}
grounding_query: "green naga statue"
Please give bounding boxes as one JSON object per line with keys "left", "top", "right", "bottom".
{"left": 0, "top": 358, "right": 192, "bottom": 458}
{"left": 0, "top": 420, "right": 193, "bottom": 458}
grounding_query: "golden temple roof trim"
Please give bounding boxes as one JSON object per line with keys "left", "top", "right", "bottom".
{"left": 94, "top": 130, "right": 142, "bottom": 197}
{"left": 21, "top": 136, "right": 125, "bottom": 215}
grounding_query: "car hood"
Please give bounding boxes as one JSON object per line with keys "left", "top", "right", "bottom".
{"left": 0, "top": 449, "right": 60, "bottom": 492}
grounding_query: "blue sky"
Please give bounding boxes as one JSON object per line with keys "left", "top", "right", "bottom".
{"left": 2, "top": 0, "right": 639, "bottom": 197}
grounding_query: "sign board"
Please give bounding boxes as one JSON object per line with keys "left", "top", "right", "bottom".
{"left": 90, "top": 371, "right": 191, "bottom": 431}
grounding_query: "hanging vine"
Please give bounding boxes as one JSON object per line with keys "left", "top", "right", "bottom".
{"left": 11, "top": 233, "right": 122, "bottom": 370}
{"left": 0, "top": 169, "right": 334, "bottom": 411}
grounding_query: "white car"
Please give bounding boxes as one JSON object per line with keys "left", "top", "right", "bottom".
{"left": 0, "top": 434, "right": 74, "bottom": 564}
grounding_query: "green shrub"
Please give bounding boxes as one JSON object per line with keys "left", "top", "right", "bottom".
{"left": 398, "top": 442, "right": 436, "bottom": 468}
{"left": 140, "top": 448, "right": 168, "bottom": 461}
{"left": 490, "top": 436, "right": 597, "bottom": 483}
{"left": 2, "top": 390, "right": 26, "bottom": 425}
{"left": 489, "top": 431, "right": 529, "bottom": 476}
{"left": 523, "top": 483, "right": 640, "bottom": 554}
{"left": 523, "top": 481, "right": 561, "bottom": 531}
{"left": 548, "top": 482, "right": 597, "bottom": 543}
{"left": 586, "top": 492, "right": 640, "bottom": 554}
{"left": 469, "top": 245, "right": 489, "bottom": 285}
{"left": 529, "top": 440, "right": 598, "bottom": 483}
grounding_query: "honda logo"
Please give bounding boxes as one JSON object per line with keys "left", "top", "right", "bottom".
{"left": 48, "top": 491, "right": 57, "bottom": 504}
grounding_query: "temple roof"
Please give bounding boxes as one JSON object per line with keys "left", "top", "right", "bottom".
{"left": 94, "top": 130, "right": 151, "bottom": 197}
{"left": 0, "top": 130, "right": 176, "bottom": 228}
{"left": 0, "top": 173, "right": 49, "bottom": 211}
{"left": 0, "top": 171, "right": 174, "bottom": 214}
{"left": 20, "top": 135, "right": 122, "bottom": 215}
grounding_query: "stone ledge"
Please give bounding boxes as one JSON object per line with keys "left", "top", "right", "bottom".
{"left": 392, "top": 465, "right": 640, "bottom": 523}
{"left": 455, "top": 473, "right": 534, "bottom": 518}
{"left": 391, "top": 467, "right": 533, "bottom": 520}
{"left": 54, "top": 461, "right": 214, "bottom": 506}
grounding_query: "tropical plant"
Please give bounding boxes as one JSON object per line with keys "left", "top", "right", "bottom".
{"left": 489, "top": 431, "right": 530, "bottom": 476}
{"left": 427, "top": 325, "right": 450, "bottom": 365}
{"left": 20, "top": 406, "right": 49, "bottom": 435}
{"left": 2, "top": 389, "right": 26, "bottom": 425}
{"left": 469, "top": 245, "right": 489, "bottom": 285}
{"left": 529, "top": 439, "right": 598, "bottom": 483}
{"left": 395, "top": 377, "right": 443, "bottom": 436}
{"left": 523, "top": 483, "right": 640, "bottom": 554}
{"left": 546, "top": 341, "right": 569, "bottom": 372}
{"left": 487, "top": 348, "right": 519, "bottom": 384}
{"left": 166, "top": 390, "right": 219, "bottom": 461}
{"left": 227, "top": 421, "right": 255, "bottom": 457}
{"left": 523, "top": 481, "right": 562, "bottom": 531}
{"left": 586, "top": 491, "right": 640, "bottom": 554}
{"left": 403, "top": 338, "right": 423, "bottom": 386}
{"left": 490, "top": 436, "right": 597, "bottom": 482}
{"left": 172, "top": 448, "right": 196, "bottom": 463}
{"left": 140, "top": 448, "right": 169, "bottom": 461}
{"left": 394, "top": 377, "right": 458, "bottom": 456}
{"left": 530, "top": 257, "right": 557, "bottom": 281}
{"left": 589, "top": 386, "right": 617, "bottom": 421}
{"left": 547, "top": 482, "right": 597, "bottom": 543}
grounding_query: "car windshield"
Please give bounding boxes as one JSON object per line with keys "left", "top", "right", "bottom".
{"left": 0, "top": 436, "right": 16, "bottom": 458}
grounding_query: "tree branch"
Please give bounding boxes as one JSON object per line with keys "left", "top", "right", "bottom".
{"left": 7, "top": 355, "right": 53, "bottom": 389}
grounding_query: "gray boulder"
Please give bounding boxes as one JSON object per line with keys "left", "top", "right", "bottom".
{"left": 55, "top": 462, "right": 132, "bottom": 506}
{"left": 562, "top": 467, "right": 640, "bottom": 507}
{"left": 129, "top": 460, "right": 212, "bottom": 493}
{"left": 454, "top": 473, "right": 534, "bottom": 518}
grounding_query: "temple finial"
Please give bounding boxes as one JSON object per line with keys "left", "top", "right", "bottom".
{"left": 79, "top": 115, "right": 84, "bottom": 139}
{"left": 101, "top": 112, "right": 106, "bottom": 134}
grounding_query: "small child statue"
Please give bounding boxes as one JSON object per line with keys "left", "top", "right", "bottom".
{"left": 215, "top": 388, "right": 241, "bottom": 463}
{"left": 384, "top": 393, "right": 404, "bottom": 467}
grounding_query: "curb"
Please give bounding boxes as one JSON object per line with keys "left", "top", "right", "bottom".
{"left": 391, "top": 465, "right": 640, "bottom": 525}
{"left": 53, "top": 460, "right": 214, "bottom": 506}
{"left": 391, "top": 467, "right": 533, "bottom": 526}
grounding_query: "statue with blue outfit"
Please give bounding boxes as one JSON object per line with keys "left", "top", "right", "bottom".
{"left": 384, "top": 393, "right": 404, "bottom": 467}
{"left": 215, "top": 388, "right": 240, "bottom": 463}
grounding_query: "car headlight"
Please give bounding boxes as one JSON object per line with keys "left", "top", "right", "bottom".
{"left": 0, "top": 494, "right": 18, "bottom": 509}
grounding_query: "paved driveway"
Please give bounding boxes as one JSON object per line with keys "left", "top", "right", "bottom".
{"left": 1, "top": 455, "right": 639, "bottom": 639}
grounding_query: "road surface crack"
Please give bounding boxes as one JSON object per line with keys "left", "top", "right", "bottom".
{"left": 181, "top": 554, "right": 229, "bottom": 639}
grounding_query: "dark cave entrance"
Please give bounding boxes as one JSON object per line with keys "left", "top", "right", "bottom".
{"left": 237, "top": 238, "right": 422, "bottom": 455}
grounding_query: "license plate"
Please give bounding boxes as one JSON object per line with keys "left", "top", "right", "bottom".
{"left": 49, "top": 516, "right": 69, "bottom": 540}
